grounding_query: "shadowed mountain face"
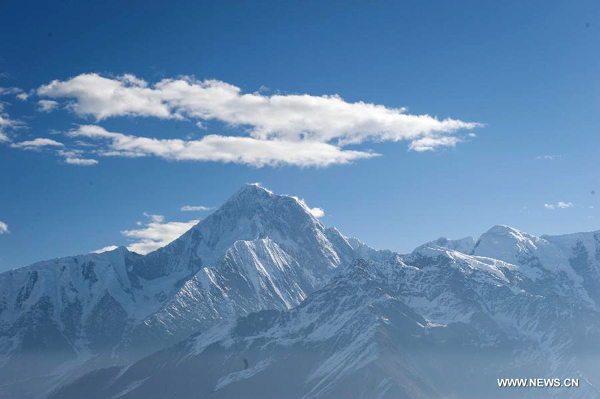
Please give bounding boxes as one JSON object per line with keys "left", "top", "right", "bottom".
{"left": 2, "top": 186, "right": 600, "bottom": 399}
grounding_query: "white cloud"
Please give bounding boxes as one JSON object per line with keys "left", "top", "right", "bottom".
{"left": 16, "top": 92, "right": 29, "bottom": 101}
{"left": 544, "top": 201, "right": 574, "bottom": 210}
{"left": 0, "top": 221, "right": 9, "bottom": 234}
{"left": 408, "top": 135, "right": 463, "bottom": 152}
{"left": 536, "top": 155, "right": 557, "bottom": 160}
{"left": 0, "top": 105, "right": 24, "bottom": 142}
{"left": 91, "top": 245, "right": 119, "bottom": 254}
{"left": 64, "top": 157, "right": 98, "bottom": 166}
{"left": 92, "top": 213, "right": 199, "bottom": 255}
{"left": 55, "top": 149, "right": 98, "bottom": 166}
{"left": 181, "top": 205, "right": 213, "bottom": 212}
{"left": 291, "top": 196, "right": 325, "bottom": 218}
{"left": 68, "top": 125, "right": 375, "bottom": 167}
{"left": 37, "top": 100, "right": 59, "bottom": 112}
{"left": 309, "top": 207, "right": 325, "bottom": 218}
{"left": 122, "top": 215, "right": 198, "bottom": 254}
{"left": 10, "top": 138, "right": 64, "bottom": 150}
{"left": 7, "top": 143, "right": 98, "bottom": 166}
{"left": 143, "top": 212, "right": 165, "bottom": 223}
{"left": 557, "top": 202, "right": 573, "bottom": 209}
{"left": 37, "top": 73, "right": 480, "bottom": 159}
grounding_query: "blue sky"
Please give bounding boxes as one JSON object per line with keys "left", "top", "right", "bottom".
{"left": 0, "top": 0, "right": 598, "bottom": 271}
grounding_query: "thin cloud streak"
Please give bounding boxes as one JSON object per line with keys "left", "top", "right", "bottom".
{"left": 10, "top": 138, "right": 64, "bottom": 149}
{"left": 68, "top": 125, "right": 376, "bottom": 167}
{"left": 544, "top": 202, "right": 574, "bottom": 210}
{"left": 181, "top": 205, "right": 213, "bottom": 212}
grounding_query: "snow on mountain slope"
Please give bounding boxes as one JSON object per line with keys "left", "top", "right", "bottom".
{"left": 472, "top": 225, "right": 566, "bottom": 270}
{"left": 0, "top": 245, "right": 202, "bottom": 399}
{"left": 0, "top": 184, "right": 367, "bottom": 399}
{"left": 412, "top": 236, "right": 475, "bottom": 255}
{"left": 120, "top": 185, "right": 360, "bottom": 354}
{"left": 472, "top": 225, "right": 600, "bottom": 307}
{"left": 4, "top": 183, "right": 600, "bottom": 399}
{"left": 52, "top": 251, "right": 600, "bottom": 399}
{"left": 123, "top": 237, "right": 319, "bottom": 353}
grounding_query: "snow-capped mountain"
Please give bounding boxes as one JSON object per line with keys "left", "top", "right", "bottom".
{"left": 2, "top": 185, "right": 600, "bottom": 399}
{"left": 0, "top": 184, "right": 359, "bottom": 399}
{"left": 50, "top": 236, "right": 600, "bottom": 399}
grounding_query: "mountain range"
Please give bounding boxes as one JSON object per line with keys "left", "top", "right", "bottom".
{"left": 1, "top": 184, "right": 599, "bottom": 399}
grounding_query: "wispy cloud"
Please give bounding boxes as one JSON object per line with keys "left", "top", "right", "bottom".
{"left": 557, "top": 202, "right": 573, "bottom": 209}
{"left": 92, "top": 213, "right": 199, "bottom": 255}
{"left": 544, "top": 201, "right": 574, "bottom": 210}
{"left": 142, "top": 212, "right": 165, "bottom": 223}
{"left": 68, "top": 125, "right": 375, "bottom": 167}
{"left": 0, "top": 103, "right": 25, "bottom": 142}
{"left": 91, "top": 245, "right": 119, "bottom": 254}
{"left": 37, "top": 100, "right": 59, "bottom": 112}
{"left": 0, "top": 87, "right": 23, "bottom": 96}
{"left": 64, "top": 157, "right": 98, "bottom": 166}
{"left": 181, "top": 205, "right": 213, "bottom": 212}
{"left": 56, "top": 149, "right": 98, "bottom": 166}
{"left": 10, "top": 138, "right": 98, "bottom": 165}
{"left": 10, "top": 138, "right": 64, "bottom": 150}
{"left": 0, "top": 221, "right": 9, "bottom": 234}
{"left": 34, "top": 73, "right": 480, "bottom": 166}
{"left": 122, "top": 213, "right": 198, "bottom": 254}
{"left": 536, "top": 155, "right": 557, "bottom": 160}
{"left": 291, "top": 196, "right": 325, "bottom": 218}
{"left": 408, "top": 135, "right": 464, "bottom": 152}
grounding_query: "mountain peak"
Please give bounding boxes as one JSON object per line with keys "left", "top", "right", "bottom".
{"left": 219, "top": 184, "right": 321, "bottom": 224}
{"left": 474, "top": 225, "right": 540, "bottom": 251}
{"left": 164, "top": 184, "right": 331, "bottom": 275}
{"left": 231, "top": 183, "right": 274, "bottom": 200}
{"left": 485, "top": 225, "right": 528, "bottom": 236}
{"left": 471, "top": 224, "right": 566, "bottom": 268}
